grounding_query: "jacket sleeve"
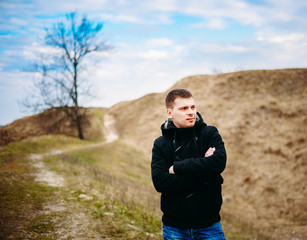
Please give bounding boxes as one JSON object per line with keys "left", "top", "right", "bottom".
{"left": 151, "top": 138, "right": 201, "bottom": 193}
{"left": 173, "top": 126, "right": 226, "bottom": 178}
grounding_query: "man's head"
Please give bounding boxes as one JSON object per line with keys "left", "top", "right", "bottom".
{"left": 165, "top": 88, "right": 193, "bottom": 109}
{"left": 165, "top": 88, "right": 197, "bottom": 128}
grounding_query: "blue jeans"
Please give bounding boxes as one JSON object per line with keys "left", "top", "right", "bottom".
{"left": 163, "top": 222, "right": 226, "bottom": 240}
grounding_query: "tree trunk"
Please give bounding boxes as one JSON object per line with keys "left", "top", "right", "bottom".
{"left": 76, "top": 112, "right": 84, "bottom": 140}
{"left": 73, "top": 60, "right": 84, "bottom": 140}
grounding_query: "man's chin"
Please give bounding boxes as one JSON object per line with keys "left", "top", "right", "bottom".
{"left": 184, "top": 122, "right": 196, "bottom": 128}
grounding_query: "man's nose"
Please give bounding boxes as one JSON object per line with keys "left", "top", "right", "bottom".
{"left": 187, "top": 108, "right": 194, "bottom": 115}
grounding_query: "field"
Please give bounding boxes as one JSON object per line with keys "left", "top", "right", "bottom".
{"left": 0, "top": 134, "right": 265, "bottom": 239}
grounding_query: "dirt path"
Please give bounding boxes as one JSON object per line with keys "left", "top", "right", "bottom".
{"left": 30, "top": 113, "right": 118, "bottom": 187}
{"left": 29, "top": 150, "right": 65, "bottom": 187}
{"left": 103, "top": 113, "right": 118, "bottom": 143}
{"left": 27, "top": 113, "right": 119, "bottom": 239}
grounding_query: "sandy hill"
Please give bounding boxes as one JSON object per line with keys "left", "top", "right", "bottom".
{"left": 1, "top": 68, "right": 307, "bottom": 239}
{"left": 107, "top": 68, "right": 307, "bottom": 238}
{"left": 0, "top": 107, "right": 105, "bottom": 146}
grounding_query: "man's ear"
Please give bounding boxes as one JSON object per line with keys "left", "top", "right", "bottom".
{"left": 166, "top": 109, "right": 172, "bottom": 118}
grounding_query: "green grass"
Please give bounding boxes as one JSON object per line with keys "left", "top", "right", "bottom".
{"left": 0, "top": 135, "right": 86, "bottom": 165}
{"left": 88, "top": 107, "right": 106, "bottom": 142}
{"left": 0, "top": 135, "right": 86, "bottom": 239}
{"left": 31, "top": 216, "right": 54, "bottom": 233}
{"left": 0, "top": 160, "right": 57, "bottom": 239}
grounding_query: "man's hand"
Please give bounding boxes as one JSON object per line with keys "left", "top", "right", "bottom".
{"left": 169, "top": 147, "right": 215, "bottom": 174}
{"left": 205, "top": 147, "right": 215, "bottom": 157}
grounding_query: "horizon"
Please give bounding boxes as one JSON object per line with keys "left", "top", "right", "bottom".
{"left": 1, "top": 0, "right": 307, "bottom": 125}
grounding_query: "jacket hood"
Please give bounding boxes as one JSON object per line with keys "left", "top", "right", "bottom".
{"left": 161, "top": 112, "right": 207, "bottom": 136}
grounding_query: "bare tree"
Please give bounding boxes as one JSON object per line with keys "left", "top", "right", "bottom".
{"left": 22, "top": 12, "right": 112, "bottom": 139}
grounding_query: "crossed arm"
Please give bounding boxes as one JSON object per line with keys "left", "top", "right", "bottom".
{"left": 168, "top": 147, "right": 215, "bottom": 174}
{"left": 151, "top": 127, "right": 226, "bottom": 194}
{"left": 151, "top": 144, "right": 201, "bottom": 193}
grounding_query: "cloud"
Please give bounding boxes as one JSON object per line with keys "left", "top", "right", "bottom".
{"left": 81, "top": 41, "right": 210, "bottom": 107}
{"left": 142, "top": 0, "right": 177, "bottom": 12}
{"left": 138, "top": 49, "right": 171, "bottom": 60}
{"left": 1, "top": 0, "right": 307, "bottom": 125}
{"left": 9, "top": 17, "right": 28, "bottom": 26}
{"left": 0, "top": 71, "right": 34, "bottom": 87}
{"left": 99, "top": 13, "right": 147, "bottom": 24}
{"left": 257, "top": 32, "right": 306, "bottom": 44}
{"left": 145, "top": 38, "right": 173, "bottom": 47}
{"left": 198, "top": 42, "right": 249, "bottom": 53}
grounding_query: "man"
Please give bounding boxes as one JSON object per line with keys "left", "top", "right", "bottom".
{"left": 151, "top": 88, "right": 226, "bottom": 239}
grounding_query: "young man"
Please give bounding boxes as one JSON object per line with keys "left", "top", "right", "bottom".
{"left": 151, "top": 88, "right": 227, "bottom": 240}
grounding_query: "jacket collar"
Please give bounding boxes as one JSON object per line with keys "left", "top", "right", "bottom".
{"left": 161, "top": 112, "right": 206, "bottom": 137}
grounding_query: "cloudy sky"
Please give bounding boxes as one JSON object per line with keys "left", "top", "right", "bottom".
{"left": 1, "top": 0, "right": 306, "bottom": 125}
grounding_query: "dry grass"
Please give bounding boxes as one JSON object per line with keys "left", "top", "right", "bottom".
{"left": 0, "top": 135, "right": 262, "bottom": 239}
{"left": 108, "top": 68, "right": 307, "bottom": 239}
{"left": 0, "top": 135, "right": 162, "bottom": 239}
{"left": 0, "top": 107, "right": 106, "bottom": 146}
{"left": 1, "top": 68, "right": 307, "bottom": 239}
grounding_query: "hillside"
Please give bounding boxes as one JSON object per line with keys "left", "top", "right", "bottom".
{"left": 107, "top": 68, "right": 307, "bottom": 239}
{"left": 1, "top": 68, "right": 307, "bottom": 239}
{"left": 0, "top": 134, "right": 165, "bottom": 239}
{"left": 0, "top": 107, "right": 106, "bottom": 145}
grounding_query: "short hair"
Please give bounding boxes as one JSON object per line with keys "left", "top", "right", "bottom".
{"left": 165, "top": 88, "right": 193, "bottom": 109}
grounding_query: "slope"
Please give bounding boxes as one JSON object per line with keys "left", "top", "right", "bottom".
{"left": 107, "top": 68, "right": 307, "bottom": 239}
{"left": 0, "top": 107, "right": 106, "bottom": 145}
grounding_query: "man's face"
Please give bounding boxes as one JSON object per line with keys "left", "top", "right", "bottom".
{"left": 167, "top": 97, "right": 197, "bottom": 128}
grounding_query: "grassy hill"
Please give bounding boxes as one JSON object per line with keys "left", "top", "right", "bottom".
{"left": 0, "top": 132, "right": 255, "bottom": 239}
{"left": 108, "top": 68, "right": 307, "bottom": 239}
{"left": 0, "top": 107, "right": 106, "bottom": 146}
{"left": 0, "top": 68, "right": 306, "bottom": 239}
{"left": 0, "top": 135, "right": 162, "bottom": 239}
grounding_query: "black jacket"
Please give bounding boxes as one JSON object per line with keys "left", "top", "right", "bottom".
{"left": 151, "top": 112, "right": 226, "bottom": 229}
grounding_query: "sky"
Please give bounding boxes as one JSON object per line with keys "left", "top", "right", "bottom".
{"left": 0, "top": 0, "right": 307, "bottom": 125}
